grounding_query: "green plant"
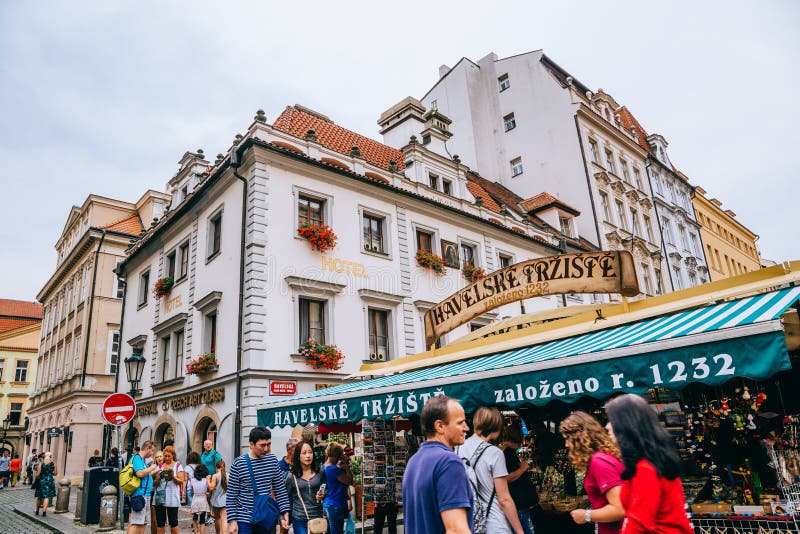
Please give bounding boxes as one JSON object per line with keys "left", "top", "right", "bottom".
{"left": 153, "top": 276, "right": 174, "bottom": 298}
{"left": 298, "top": 339, "right": 344, "bottom": 370}
{"left": 462, "top": 263, "right": 486, "bottom": 283}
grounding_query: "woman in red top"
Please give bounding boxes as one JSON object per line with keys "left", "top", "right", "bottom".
{"left": 605, "top": 394, "right": 693, "bottom": 534}
{"left": 559, "top": 411, "right": 625, "bottom": 534}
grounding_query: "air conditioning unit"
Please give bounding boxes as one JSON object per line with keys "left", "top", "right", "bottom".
{"left": 364, "top": 243, "right": 371, "bottom": 250}
{"left": 371, "top": 244, "right": 380, "bottom": 252}
{"left": 369, "top": 353, "right": 386, "bottom": 362}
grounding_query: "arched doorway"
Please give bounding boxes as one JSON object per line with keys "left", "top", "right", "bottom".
{"left": 192, "top": 417, "right": 218, "bottom": 453}
{"left": 125, "top": 427, "right": 140, "bottom": 451}
{"left": 154, "top": 423, "right": 174, "bottom": 450}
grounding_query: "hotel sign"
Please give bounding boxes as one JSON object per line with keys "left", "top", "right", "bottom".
{"left": 424, "top": 251, "right": 640, "bottom": 347}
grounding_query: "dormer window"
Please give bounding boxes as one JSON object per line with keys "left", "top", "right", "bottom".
{"left": 442, "top": 179, "right": 452, "bottom": 196}
{"left": 559, "top": 216, "right": 573, "bottom": 237}
{"left": 428, "top": 173, "right": 439, "bottom": 190}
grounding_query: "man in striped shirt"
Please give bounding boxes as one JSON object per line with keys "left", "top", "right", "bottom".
{"left": 227, "top": 427, "right": 291, "bottom": 534}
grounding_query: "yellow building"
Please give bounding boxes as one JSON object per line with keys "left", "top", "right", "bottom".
{"left": 692, "top": 186, "right": 760, "bottom": 281}
{"left": 0, "top": 300, "right": 42, "bottom": 458}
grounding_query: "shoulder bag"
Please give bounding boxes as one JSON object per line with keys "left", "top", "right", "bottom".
{"left": 244, "top": 455, "right": 281, "bottom": 530}
{"left": 292, "top": 474, "right": 328, "bottom": 534}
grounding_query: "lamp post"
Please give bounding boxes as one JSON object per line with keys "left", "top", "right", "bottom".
{"left": 1, "top": 416, "right": 10, "bottom": 455}
{"left": 123, "top": 350, "right": 146, "bottom": 460}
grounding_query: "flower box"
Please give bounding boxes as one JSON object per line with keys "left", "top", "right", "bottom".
{"left": 415, "top": 250, "right": 445, "bottom": 274}
{"left": 153, "top": 276, "right": 174, "bottom": 298}
{"left": 462, "top": 264, "right": 486, "bottom": 283}
{"left": 186, "top": 352, "right": 218, "bottom": 375}
{"left": 298, "top": 223, "right": 338, "bottom": 253}
{"left": 298, "top": 339, "right": 344, "bottom": 370}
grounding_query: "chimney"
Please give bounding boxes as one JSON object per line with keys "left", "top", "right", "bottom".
{"left": 439, "top": 64, "right": 451, "bottom": 78}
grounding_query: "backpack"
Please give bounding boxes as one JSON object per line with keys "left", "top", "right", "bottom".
{"left": 119, "top": 455, "right": 142, "bottom": 495}
{"left": 459, "top": 441, "right": 496, "bottom": 534}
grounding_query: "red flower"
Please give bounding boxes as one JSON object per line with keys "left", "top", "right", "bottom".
{"left": 415, "top": 250, "right": 445, "bottom": 274}
{"left": 462, "top": 264, "right": 486, "bottom": 283}
{"left": 298, "top": 339, "right": 344, "bottom": 370}
{"left": 298, "top": 223, "right": 338, "bottom": 253}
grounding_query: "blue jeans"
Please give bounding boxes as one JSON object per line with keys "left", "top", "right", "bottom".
{"left": 292, "top": 519, "right": 309, "bottom": 534}
{"left": 325, "top": 505, "right": 348, "bottom": 534}
{"left": 518, "top": 508, "right": 535, "bottom": 534}
{"left": 235, "top": 522, "right": 272, "bottom": 534}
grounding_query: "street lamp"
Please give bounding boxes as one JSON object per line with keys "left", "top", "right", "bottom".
{"left": 1, "top": 416, "right": 10, "bottom": 455}
{"left": 123, "top": 350, "right": 146, "bottom": 459}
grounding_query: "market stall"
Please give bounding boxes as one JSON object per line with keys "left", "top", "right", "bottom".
{"left": 258, "top": 278, "right": 800, "bottom": 533}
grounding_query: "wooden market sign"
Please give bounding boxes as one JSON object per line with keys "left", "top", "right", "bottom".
{"left": 424, "top": 251, "right": 640, "bottom": 347}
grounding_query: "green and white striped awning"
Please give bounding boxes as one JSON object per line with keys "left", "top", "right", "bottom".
{"left": 258, "top": 286, "right": 800, "bottom": 427}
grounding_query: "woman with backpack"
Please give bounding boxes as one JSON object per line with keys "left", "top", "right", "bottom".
{"left": 605, "top": 394, "right": 693, "bottom": 534}
{"left": 559, "top": 411, "right": 625, "bottom": 534}
{"left": 207, "top": 458, "right": 228, "bottom": 534}
{"left": 458, "top": 407, "right": 524, "bottom": 534}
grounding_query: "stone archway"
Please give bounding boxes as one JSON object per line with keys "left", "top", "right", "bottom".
{"left": 152, "top": 413, "right": 177, "bottom": 450}
{"left": 190, "top": 407, "right": 221, "bottom": 453}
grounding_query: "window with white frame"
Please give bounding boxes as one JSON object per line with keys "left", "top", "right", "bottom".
{"left": 689, "top": 233, "right": 700, "bottom": 256}
{"left": 113, "top": 260, "right": 124, "bottom": 299}
{"left": 367, "top": 308, "right": 390, "bottom": 361}
{"left": 297, "top": 194, "right": 324, "bottom": 227}
{"left": 428, "top": 173, "right": 439, "bottom": 190}
{"left": 165, "top": 249, "right": 177, "bottom": 279}
{"left": 615, "top": 200, "right": 627, "bottom": 229}
{"left": 207, "top": 210, "right": 223, "bottom": 259}
{"left": 498, "top": 252, "right": 514, "bottom": 269}
{"left": 73, "top": 334, "right": 82, "bottom": 373}
{"left": 430, "top": 100, "right": 438, "bottom": 111}
{"left": 678, "top": 225, "right": 689, "bottom": 251}
{"left": 662, "top": 218, "right": 674, "bottom": 244}
{"left": 362, "top": 213, "right": 386, "bottom": 254}
{"left": 8, "top": 402, "right": 22, "bottom": 426}
{"left": 81, "top": 264, "right": 89, "bottom": 302}
{"left": 442, "top": 179, "right": 453, "bottom": 196}
{"left": 62, "top": 339, "right": 70, "bottom": 380}
{"left": 559, "top": 216, "right": 573, "bottom": 237}
{"left": 589, "top": 139, "right": 600, "bottom": 165}
{"left": 15, "top": 360, "right": 28, "bottom": 383}
{"left": 654, "top": 269, "right": 663, "bottom": 295}
{"left": 498, "top": 73, "right": 510, "bottom": 92}
{"left": 460, "top": 242, "right": 478, "bottom": 267}
{"left": 620, "top": 159, "right": 630, "bottom": 182}
{"left": 0, "top": 359, "right": 4, "bottom": 381}
{"left": 630, "top": 208, "right": 641, "bottom": 236}
{"left": 673, "top": 267, "right": 683, "bottom": 289}
{"left": 178, "top": 241, "right": 189, "bottom": 279}
{"left": 138, "top": 269, "right": 150, "bottom": 306}
{"left": 633, "top": 167, "right": 643, "bottom": 189}
{"left": 49, "top": 350, "right": 57, "bottom": 383}
{"left": 204, "top": 310, "right": 217, "bottom": 353}
{"left": 689, "top": 271, "right": 698, "bottom": 286}
{"left": 654, "top": 172, "right": 663, "bottom": 194}
{"left": 160, "top": 329, "right": 184, "bottom": 382}
{"left": 605, "top": 150, "right": 616, "bottom": 174}
{"left": 299, "top": 298, "right": 326, "bottom": 344}
{"left": 641, "top": 263, "right": 653, "bottom": 294}
{"left": 510, "top": 157, "right": 523, "bottom": 177}
{"left": 65, "top": 282, "right": 72, "bottom": 311}
{"left": 643, "top": 215, "right": 654, "bottom": 242}
{"left": 73, "top": 274, "right": 81, "bottom": 306}
{"left": 108, "top": 331, "right": 120, "bottom": 375}
{"left": 599, "top": 191, "right": 612, "bottom": 221}
{"left": 503, "top": 113, "right": 516, "bottom": 132}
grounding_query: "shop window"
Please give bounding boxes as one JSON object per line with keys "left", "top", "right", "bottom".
{"left": 14, "top": 360, "right": 28, "bottom": 383}
{"left": 510, "top": 157, "right": 524, "bottom": 177}
{"left": 503, "top": 113, "right": 516, "bottom": 132}
{"left": 9, "top": 403, "right": 22, "bottom": 426}
{"left": 208, "top": 210, "right": 223, "bottom": 260}
{"left": 108, "top": 331, "right": 120, "bottom": 375}
{"left": 367, "top": 308, "right": 390, "bottom": 362}
{"left": 416, "top": 229, "right": 434, "bottom": 253}
{"left": 299, "top": 298, "right": 326, "bottom": 344}
{"left": 298, "top": 194, "right": 325, "bottom": 227}
{"left": 138, "top": 269, "right": 150, "bottom": 306}
{"left": 362, "top": 213, "right": 386, "bottom": 254}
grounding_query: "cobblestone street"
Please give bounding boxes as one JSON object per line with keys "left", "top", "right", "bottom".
{"left": 0, "top": 486, "right": 58, "bottom": 533}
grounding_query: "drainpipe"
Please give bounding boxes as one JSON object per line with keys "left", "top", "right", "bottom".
{"left": 229, "top": 147, "right": 248, "bottom": 456}
{"left": 573, "top": 115, "right": 603, "bottom": 250}
{"left": 81, "top": 229, "right": 107, "bottom": 388}
{"left": 644, "top": 158, "right": 674, "bottom": 293}
{"left": 112, "top": 267, "right": 127, "bottom": 395}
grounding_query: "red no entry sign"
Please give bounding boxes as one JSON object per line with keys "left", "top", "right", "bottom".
{"left": 102, "top": 393, "right": 137, "bottom": 426}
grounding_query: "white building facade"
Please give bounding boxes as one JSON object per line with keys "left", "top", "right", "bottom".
{"left": 118, "top": 106, "right": 591, "bottom": 459}
{"left": 385, "top": 51, "right": 666, "bottom": 296}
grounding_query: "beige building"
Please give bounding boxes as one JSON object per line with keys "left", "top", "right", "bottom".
{"left": 27, "top": 191, "right": 169, "bottom": 478}
{"left": 0, "top": 300, "right": 42, "bottom": 457}
{"left": 692, "top": 186, "right": 760, "bottom": 281}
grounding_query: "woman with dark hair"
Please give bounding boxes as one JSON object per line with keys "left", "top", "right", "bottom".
{"left": 605, "top": 394, "right": 692, "bottom": 534}
{"left": 188, "top": 464, "right": 211, "bottom": 533}
{"left": 458, "top": 406, "right": 524, "bottom": 534}
{"left": 559, "top": 411, "right": 625, "bottom": 534}
{"left": 286, "top": 440, "right": 326, "bottom": 534}
{"left": 501, "top": 424, "right": 537, "bottom": 534}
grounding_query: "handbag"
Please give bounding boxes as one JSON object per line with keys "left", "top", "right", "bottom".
{"left": 292, "top": 474, "right": 328, "bottom": 534}
{"left": 244, "top": 455, "right": 281, "bottom": 530}
{"left": 130, "top": 473, "right": 150, "bottom": 512}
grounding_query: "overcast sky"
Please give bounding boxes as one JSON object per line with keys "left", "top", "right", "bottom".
{"left": 1, "top": 1, "right": 797, "bottom": 301}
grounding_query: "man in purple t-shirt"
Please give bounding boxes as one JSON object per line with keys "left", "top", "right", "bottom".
{"left": 403, "top": 396, "right": 473, "bottom": 534}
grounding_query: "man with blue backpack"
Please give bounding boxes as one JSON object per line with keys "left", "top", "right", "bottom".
{"left": 226, "top": 427, "right": 291, "bottom": 534}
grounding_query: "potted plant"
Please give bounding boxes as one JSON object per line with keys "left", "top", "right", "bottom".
{"left": 462, "top": 263, "right": 486, "bottom": 283}
{"left": 186, "top": 352, "right": 218, "bottom": 375}
{"left": 415, "top": 250, "right": 445, "bottom": 274}
{"left": 298, "top": 222, "right": 338, "bottom": 253}
{"left": 153, "top": 276, "right": 174, "bottom": 298}
{"left": 297, "top": 339, "right": 344, "bottom": 370}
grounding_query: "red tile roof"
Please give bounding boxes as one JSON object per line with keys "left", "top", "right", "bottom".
{"left": 616, "top": 107, "right": 653, "bottom": 155}
{"left": 520, "top": 192, "right": 580, "bottom": 215}
{"left": 0, "top": 318, "right": 39, "bottom": 334}
{"left": 101, "top": 214, "right": 143, "bottom": 235}
{"left": 0, "top": 299, "right": 42, "bottom": 319}
{"left": 465, "top": 182, "right": 502, "bottom": 212}
{"left": 273, "top": 106, "right": 405, "bottom": 172}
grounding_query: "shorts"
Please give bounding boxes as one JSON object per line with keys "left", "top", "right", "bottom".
{"left": 128, "top": 495, "right": 151, "bottom": 525}
{"left": 154, "top": 505, "right": 179, "bottom": 528}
